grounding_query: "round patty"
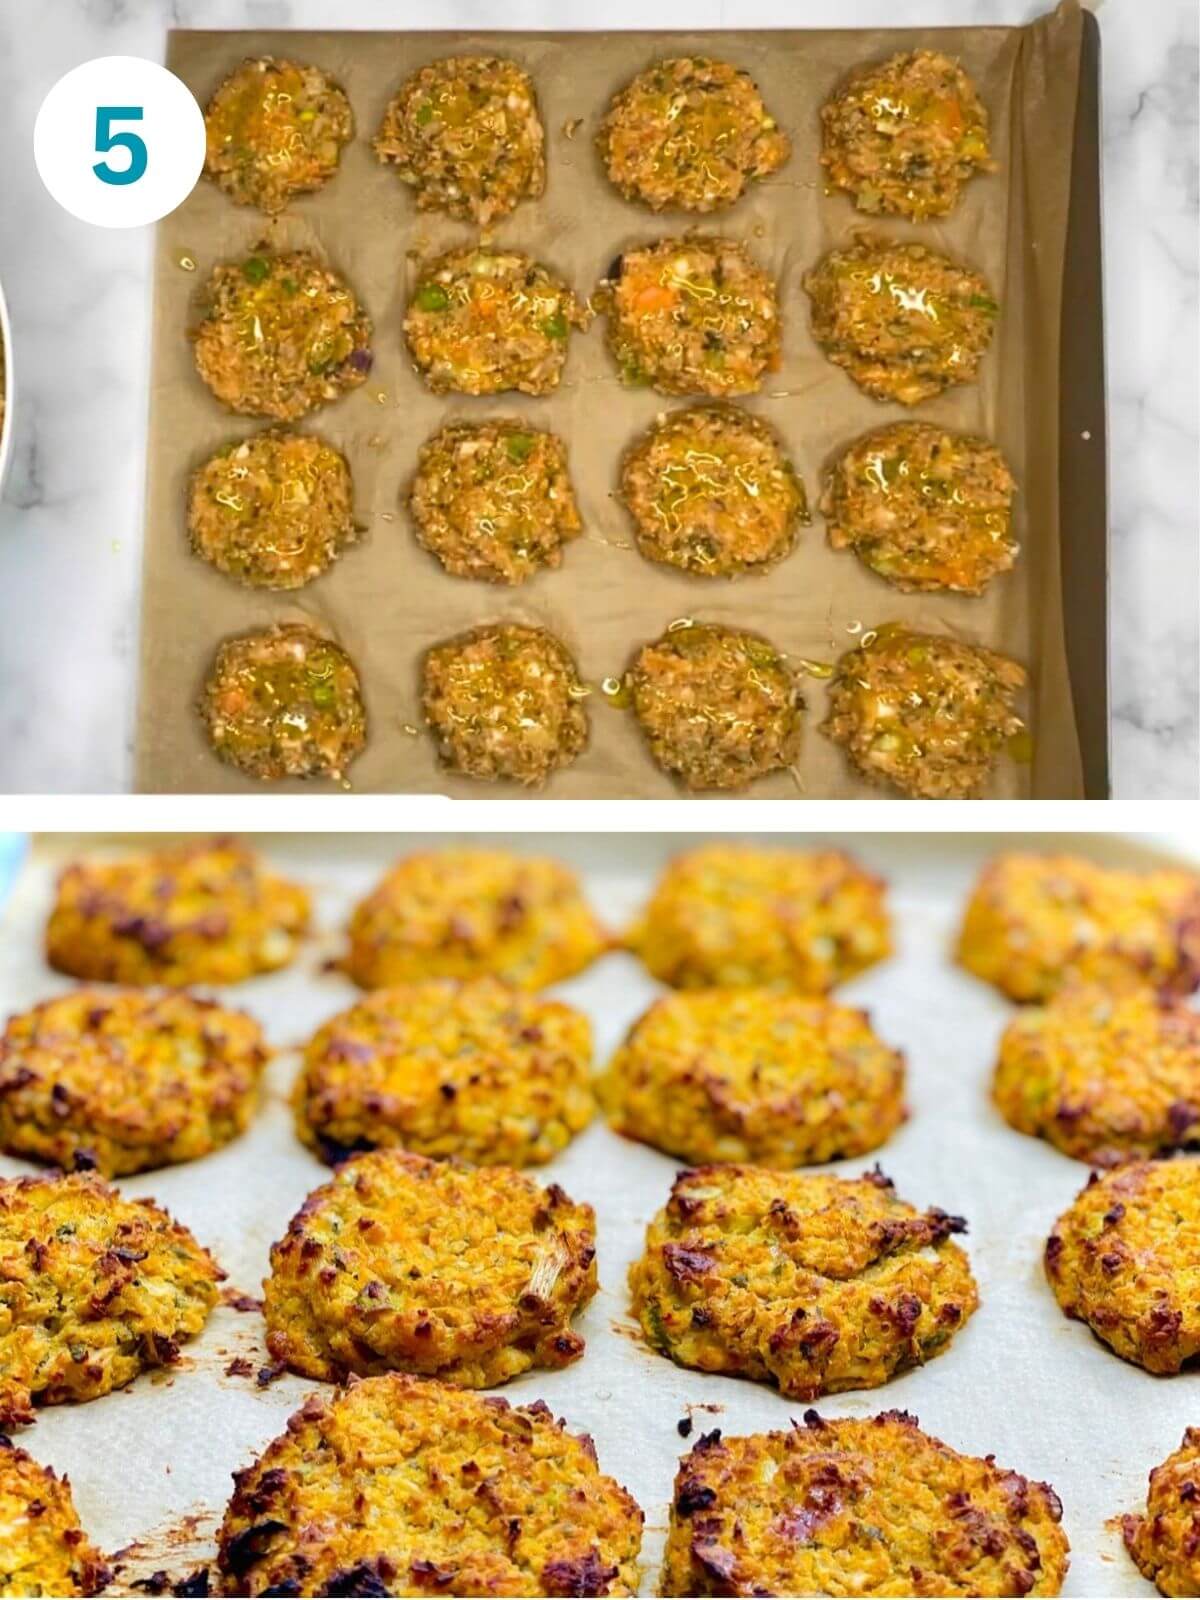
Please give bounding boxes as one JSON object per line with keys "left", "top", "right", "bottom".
{"left": 804, "top": 238, "right": 998, "bottom": 405}
{"left": 823, "top": 421, "right": 1017, "bottom": 594}
{"left": 293, "top": 975, "right": 595, "bottom": 1168}
{"left": 45, "top": 837, "right": 310, "bottom": 987}
{"left": 601, "top": 238, "right": 780, "bottom": 396}
{"left": 217, "top": 1374, "right": 643, "bottom": 1597}
{"left": 598, "top": 57, "right": 789, "bottom": 213}
{"left": 343, "top": 849, "right": 608, "bottom": 991}
{"left": 661, "top": 1410, "right": 1069, "bottom": 1597}
{"left": 405, "top": 247, "right": 586, "bottom": 396}
{"left": 0, "top": 988, "right": 268, "bottom": 1178}
{"left": 375, "top": 55, "right": 545, "bottom": 225}
{"left": 632, "top": 1166, "right": 975, "bottom": 1401}
{"left": 0, "top": 1437, "right": 111, "bottom": 1596}
{"left": 188, "top": 430, "right": 356, "bottom": 590}
{"left": 1124, "top": 1428, "right": 1200, "bottom": 1597}
{"left": 821, "top": 625, "right": 1026, "bottom": 799}
{"left": 422, "top": 622, "right": 589, "bottom": 786}
{"left": 199, "top": 622, "right": 367, "bottom": 783}
{"left": 820, "top": 49, "right": 995, "bottom": 219}
{"left": 264, "top": 1149, "right": 596, "bottom": 1387}
{"left": 409, "top": 420, "right": 581, "bottom": 585}
{"left": 621, "top": 404, "right": 807, "bottom": 577}
{"left": 193, "top": 250, "right": 372, "bottom": 420}
{"left": 628, "top": 844, "right": 891, "bottom": 992}
{"left": 0, "top": 1171, "right": 221, "bottom": 1431}
{"left": 604, "top": 990, "right": 906, "bottom": 1167}
{"left": 957, "top": 855, "right": 1200, "bottom": 1003}
{"left": 203, "top": 56, "right": 353, "bottom": 214}
{"left": 628, "top": 621, "right": 802, "bottom": 790}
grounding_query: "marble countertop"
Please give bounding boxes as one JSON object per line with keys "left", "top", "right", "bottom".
{"left": 0, "top": 0, "right": 1194, "bottom": 797}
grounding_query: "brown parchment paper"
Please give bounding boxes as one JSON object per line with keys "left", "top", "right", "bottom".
{"left": 136, "top": 4, "right": 1087, "bottom": 797}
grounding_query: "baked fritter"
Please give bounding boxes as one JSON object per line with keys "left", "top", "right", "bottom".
{"left": 1123, "top": 1428, "right": 1200, "bottom": 1597}
{"left": 344, "top": 850, "right": 607, "bottom": 991}
{"left": 293, "top": 976, "right": 595, "bottom": 1168}
{"left": 422, "top": 622, "right": 589, "bottom": 786}
{"left": 632, "top": 1166, "right": 974, "bottom": 1403}
{"left": 821, "top": 49, "right": 995, "bottom": 219}
{"left": 958, "top": 854, "right": 1200, "bottom": 1003}
{"left": 604, "top": 991, "right": 906, "bottom": 1168}
{"left": 804, "top": 238, "right": 998, "bottom": 405}
{"left": 629, "top": 844, "right": 891, "bottom": 992}
{"left": 217, "top": 1375, "right": 643, "bottom": 1597}
{"left": 661, "top": 1410, "right": 1069, "bottom": 1597}
{"left": 203, "top": 57, "right": 353, "bottom": 214}
{"left": 264, "top": 1149, "right": 596, "bottom": 1387}
{"left": 0, "top": 989, "right": 268, "bottom": 1177}
{"left": 822, "top": 625, "right": 1026, "bottom": 799}
{"left": 0, "top": 1436, "right": 110, "bottom": 1597}
{"left": 598, "top": 57, "right": 789, "bottom": 213}
{"left": 0, "top": 1171, "right": 221, "bottom": 1431}
{"left": 45, "top": 838, "right": 310, "bottom": 987}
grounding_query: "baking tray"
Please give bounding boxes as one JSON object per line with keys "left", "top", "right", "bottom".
{"left": 0, "top": 830, "right": 1188, "bottom": 1596}
{"left": 134, "top": 4, "right": 1108, "bottom": 799}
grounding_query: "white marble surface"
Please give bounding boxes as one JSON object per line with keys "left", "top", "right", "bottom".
{"left": 0, "top": 0, "right": 1194, "bottom": 796}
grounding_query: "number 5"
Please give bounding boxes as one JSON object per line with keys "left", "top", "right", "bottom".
{"left": 94, "top": 106, "right": 147, "bottom": 186}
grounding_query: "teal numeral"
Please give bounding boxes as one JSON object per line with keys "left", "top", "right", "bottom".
{"left": 94, "top": 106, "right": 147, "bottom": 186}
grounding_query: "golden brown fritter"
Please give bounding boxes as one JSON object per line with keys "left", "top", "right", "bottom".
{"left": 661, "top": 1410, "right": 1069, "bottom": 1597}
{"left": 0, "top": 1171, "right": 222, "bottom": 1431}
{"left": 293, "top": 976, "right": 595, "bottom": 1168}
{"left": 203, "top": 57, "right": 353, "bottom": 214}
{"left": 604, "top": 991, "right": 906, "bottom": 1168}
{"left": 0, "top": 1437, "right": 111, "bottom": 1597}
{"left": 216, "top": 1374, "right": 644, "bottom": 1597}
{"left": 629, "top": 844, "right": 891, "bottom": 992}
{"left": 1123, "top": 1428, "right": 1200, "bottom": 1597}
{"left": 1045, "top": 1159, "right": 1200, "bottom": 1374}
{"left": 0, "top": 989, "right": 269, "bottom": 1178}
{"left": 45, "top": 838, "right": 310, "bottom": 988}
{"left": 264, "top": 1150, "right": 596, "bottom": 1388}
{"left": 958, "top": 855, "right": 1200, "bottom": 1003}
{"left": 631, "top": 1166, "right": 975, "bottom": 1401}
{"left": 343, "top": 849, "right": 607, "bottom": 992}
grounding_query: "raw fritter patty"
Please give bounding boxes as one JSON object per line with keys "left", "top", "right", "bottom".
{"left": 343, "top": 849, "right": 608, "bottom": 991}
{"left": 0, "top": 1436, "right": 111, "bottom": 1597}
{"left": 0, "top": 988, "right": 268, "bottom": 1178}
{"left": 1123, "top": 1428, "right": 1200, "bottom": 1597}
{"left": 601, "top": 238, "right": 780, "bottom": 396}
{"left": 216, "top": 1374, "right": 643, "bottom": 1597}
{"left": 621, "top": 404, "right": 807, "bottom": 577}
{"left": 823, "top": 421, "right": 1017, "bottom": 594}
{"left": 404, "top": 247, "right": 587, "bottom": 396}
{"left": 993, "top": 984, "right": 1200, "bottom": 1167}
{"left": 627, "top": 621, "right": 802, "bottom": 790}
{"left": 203, "top": 57, "right": 353, "bottom": 214}
{"left": 193, "top": 250, "right": 372, "bottom": 420}
{"left": 199, "top": 622, "right": 367, "bottom": 783}
{"left": 188, "top": 430, "right": 356, "bottom": 590}
{"left": 264, "top": 1149, "right": 596, "bottom": 1387}
{"left": 375, "top": 55, "right": 545, "bottom": 225}
{"left": 409, "top": 420, "right": 581, "bottom": 584}
{"left": 631, "top": 1166, "right": 975, "bottom": 1400}
{"left": 957, "top": 855, "right": 1200, "bottom": 1003}
{"left": 45, "top": 837, "right": 310, "bottom": 987}
{"left": 820, "top": 49, "right": 995, "bottom": 219}
{"left": 661, "top": 1410, "right": 1069, "bottom": 1597}
{"left": 293, "top": 976, "right": 595, "bottom": 1168}
{"left": 821, "top": 625, "right": 1026, "bottom": 799}
{"left": 629, "top": 844, "right": 891, "bottom": 992}
{"left": 604, "top": 990, "right": 906, "bottom": 1167}
{"left": 597, "top": 57, "right": 789, "bottom": 213}
{"left": 0, "top": 1171, "right": 221, "bottom": 1431}
{"left": 422, "top": 622, "right": 589, "bottom": 786}
{"left": 804, "top": 238, "right": 998, "bottom": 405}
{"left": 1046, "top": 1159, "right": 1200, "bottom": 1374}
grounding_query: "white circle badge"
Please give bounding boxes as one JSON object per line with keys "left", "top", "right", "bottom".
{"left": 34, "top": 56, "right": 206, "bottom": 228}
